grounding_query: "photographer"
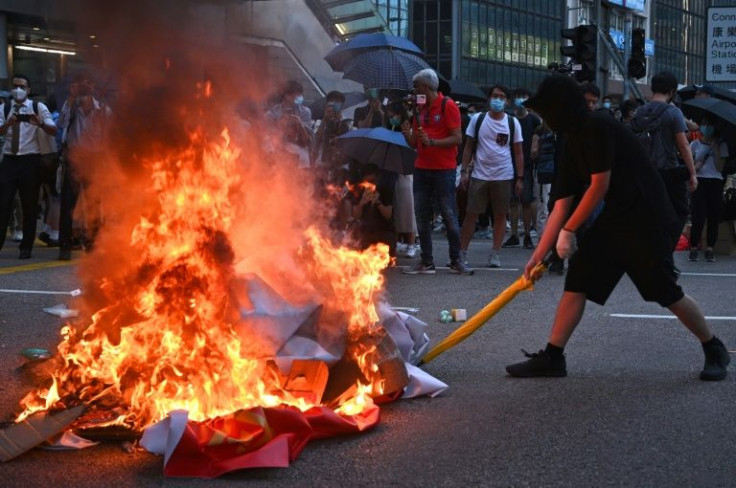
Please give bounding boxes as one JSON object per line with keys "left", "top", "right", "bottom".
{"left": 0, "top": 74, "right": 57, "bottom": 259}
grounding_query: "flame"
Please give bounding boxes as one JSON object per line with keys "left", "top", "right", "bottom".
{"left": 17, "top": 97, "right": 392, "bottom": 429}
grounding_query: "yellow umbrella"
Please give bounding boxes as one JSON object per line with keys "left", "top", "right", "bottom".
{"left": 419, "top": 258, "right": 550, "bottom": 366}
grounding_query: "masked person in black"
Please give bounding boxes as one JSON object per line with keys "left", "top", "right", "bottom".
{"left": 505, "top": 75, "right": 730, "bottom": 381}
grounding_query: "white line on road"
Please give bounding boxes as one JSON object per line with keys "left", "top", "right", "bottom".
{"left": 0, "top": 288, "right": 82, "bottom": 296}
{"left": 398, "top": 266, "right": 520, "bottom": 272}
{"left": 610, "top": 313, "right": 736, "bottom": 321}
{"left": 679, "top": 272, "right": 736, "bottom": 277}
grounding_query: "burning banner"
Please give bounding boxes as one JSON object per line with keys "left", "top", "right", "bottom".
{"left": 5, "top": 78, "right": 445, "bottom": 476}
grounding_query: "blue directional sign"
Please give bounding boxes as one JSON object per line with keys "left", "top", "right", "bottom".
{"left": 608, "top": 0, "right": 646, "bottom": 13}
{"left": 609, "top": 28, "right": 655, "bottom": 57}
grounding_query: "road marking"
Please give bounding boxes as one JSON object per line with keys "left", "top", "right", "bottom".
{"left": 0, "top": 260, "right": 75, "bottom": 276}
{"left": 398, "top": 266, "right": 520, "bottom": 272}
{"left": 610, "top": 313, "right": 736, "bottom": 321}
{"left": 0, "top": 288, "right": 82, "bottom": 296}
{"left": 679, "top": 272, "right": 736, "bottom": 277}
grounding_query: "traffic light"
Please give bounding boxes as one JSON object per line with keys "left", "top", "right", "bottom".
{"left": 559, "top": 25, "right": 598, "bottom": 82}
{"left": 628, "top": 28, "right": 646, "bottom": 79}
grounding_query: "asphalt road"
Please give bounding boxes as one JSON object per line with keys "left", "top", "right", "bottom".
{"left": 1, "top": 234, "right": 735, "bottom": 487}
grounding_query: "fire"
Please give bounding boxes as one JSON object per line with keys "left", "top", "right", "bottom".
{"left": 17, "top": 102, "right": 392, "bottom": 430}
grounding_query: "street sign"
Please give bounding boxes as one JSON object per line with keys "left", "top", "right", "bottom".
{"left": 706, "top": 6, "right": 736, "bottom": 82}
{"left": 609, "top": 28, "right": 655, "bottom": 57}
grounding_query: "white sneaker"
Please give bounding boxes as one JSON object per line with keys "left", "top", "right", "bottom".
{"left": 396, "top": 242, "right": 409, "bottom": 256}
{"left": 529, "top": 229, "right": 538, "bottom": 238}
{"left": 11, "top": 230, "right": 23, "bottom": 242}
{"left": 488, "top": 250, "right": 501, "bottom": 268}
{"left": 405, "top": 244, "right": 417, "bottom": 258}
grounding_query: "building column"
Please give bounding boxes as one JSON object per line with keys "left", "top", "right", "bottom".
{"left": 0, "top": 13, "right": 9, "bottom": 80}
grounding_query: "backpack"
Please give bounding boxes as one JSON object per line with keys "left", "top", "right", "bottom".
{"left": 534, "top": 130, "right": 556, "bottom": 184}
{"left": 630, "top": 103, "right": 671, "bottom": 166}
{"left": 471, "top": 111, "right": 517, "bottom": 171}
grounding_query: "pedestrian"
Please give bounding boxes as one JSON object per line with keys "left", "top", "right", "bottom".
{"left": 56, "top": 72, "right": 112, "bottom": 260}
{"left": 458, "top": 85, "right": 524, "bottom": 269}
{"left": 349, "top": 163, "right": 396, "bottom": 257}
{"left": 265, "top": 80, "right": 314, "bottom": 168}
{"left": 530, "top": 120, "right": 557, "bottom": 240}
{"left": 354, "top": 88, "right": 384, "bottom": 129}
{"left": 504, "top": 87, "right": 540, "bottom": 250}
{"left": 506, "top": 75, "right": 730, "bottom": 381}
{"left": 385, "top": 99, "right": 418, "bottom": 258}
{"left": 688, "top": 117, "right": 729, "bottom": 263}
{"left": 401, "top": 68, "right": 468, "bottom": 275}
{"left": 631, "top": 71, "right": 697, "bottom": 233}
{"left": 0, "top": 74, "right": 58, "bottom": 259}
{"left": 311, "top": 90, "right": 351, "bottom": 182}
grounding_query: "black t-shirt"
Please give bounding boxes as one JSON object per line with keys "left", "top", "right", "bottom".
{"left": 552, "top": 111, "right": 680, "bottom": 243}
{"left": 517, "top": 112, "right": 542, "bottom": 170}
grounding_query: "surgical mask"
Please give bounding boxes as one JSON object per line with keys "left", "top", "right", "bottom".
{"left": 514, "top": 98, "right": 526, "bottom": 109}
{"left": 389, "top": 116, "right": 401, "bottom": 126}
{"left": 328, "top": 102, "right": 342, "bottom": 112}
{"left": 11, "top": 87, "right": 27, "bottom": 103}
{"left": 603, "top": 101, "right": 611, "bottom": 110}
{"left": 489, "top": 98, "right": 505, "bottom": 113}
{"left": 294, "top": 95, "right": 304, "bottom": 106}
{"left": 700, "top": 125, "right": 715, "bottom": 138}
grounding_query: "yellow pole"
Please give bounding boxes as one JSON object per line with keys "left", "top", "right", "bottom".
{"left": 419, "top": 260, "right": 549, "bottom": 365}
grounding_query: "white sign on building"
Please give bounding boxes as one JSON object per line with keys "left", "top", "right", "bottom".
{"left": 706, "top": 6, "right": 736, "bottom": 82}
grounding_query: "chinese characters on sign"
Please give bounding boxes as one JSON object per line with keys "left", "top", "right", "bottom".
{"left": 706, "top": 7, "right": 736, "bottom": 82}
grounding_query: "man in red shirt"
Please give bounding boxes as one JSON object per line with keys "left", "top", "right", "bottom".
{"left": 401, "top": 69, "right": 471, "bottom": 275}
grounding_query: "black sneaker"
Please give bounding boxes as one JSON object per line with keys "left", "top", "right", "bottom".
{"left": 449, "top": 260, "right": 474, "bottom": 275}
{"left": 700, "top": 339, "right": 730, "bottom": 381}
{"left": 502, "top": 235, "right": 520, "bottom": 248}
{"left": 688, "top": 249, "right": 698, "bottom": 261}
{"left": 523, "top": 235, "right": 535, "bottom": 249}
{"left": 506, "top": 349, "right": 567, "bottom": 377}
{"left": 705, "top": 249, "right": 715, "bottom": 262}
{"left": 403, "top": 261, "right": 436, "bottom": 275}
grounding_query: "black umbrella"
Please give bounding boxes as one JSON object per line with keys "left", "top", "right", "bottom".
{"left": 342, "top": 50, "right": 432, "bottom": 90}
{"left": 308, "top": 91, "right": 367, "bottom": 120}
{"left": 681, "top": 97, "right": 736, "bottom": 128}
{"left": 325, "top": 32, "right": 424, "bottom": 72}
{"left": 447, "top": 79, "right": 487, "bottom": 103}
{"left": 335, "top": 127, "right": 416, "bottom": 175}
{"left": 677, "top": 84, "right": 736, "bottom": 104}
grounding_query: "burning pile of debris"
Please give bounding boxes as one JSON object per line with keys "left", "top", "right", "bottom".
{"left": 1, "top": 89, "right": 445, "bottom": 477}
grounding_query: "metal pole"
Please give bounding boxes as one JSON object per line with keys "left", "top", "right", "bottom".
{"left": 451, "top": 0, "right": 460, "bottom": 80}
{"left": 595, "top": 0, "right": 603, "bottom": 89}
{"left": 623, "top": 12, "right": 632, "bottom": 100}
{"left": 0, "top": 13, "right": 8, "bottom": 80}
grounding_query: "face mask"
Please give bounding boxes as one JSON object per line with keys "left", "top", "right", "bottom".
{"left": 700, "top": 125, "right": 715, "bottom": 138}
{"left": 11, "top": 87, "right": 27, "bottom": 102}
{"left": 328, "top": 102, "right": 342, "bottom": 112}
{"left": 489, "top": 98, "right": 505, "bottom": 113}
{"left": 389, "top": 116, "right": 401, "bottom": 126}
{"left": 294, "top": 95, "right": 304, "bottom": 106}
{"left": 514, "top": 98, "right": 526, "bottom": 109}
{"left": 603, "top": 101, "right": 611, "bottom": 110}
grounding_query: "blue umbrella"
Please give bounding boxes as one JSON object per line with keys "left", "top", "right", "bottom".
{"left": 342, "top": 50, "right": 431, "bottom": 91}
{"left": 335, "top": 127, "right": 416, "bottom": 175}
{"left": 325, "top": 32, "right": 424, "bottom": 71}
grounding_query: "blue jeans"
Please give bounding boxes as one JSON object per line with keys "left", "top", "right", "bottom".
{"left": 413, "top": 168, "right": 461, "bottom": 264}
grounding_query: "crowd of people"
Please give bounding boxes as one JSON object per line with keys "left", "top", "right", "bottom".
{"left": 0, "top": 66, "right": 732, "bottom": 380}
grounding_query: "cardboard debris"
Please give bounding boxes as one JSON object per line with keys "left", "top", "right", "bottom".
{"left": 283, "top": 360, "right": 329, "bottom": 404}
{"left": 0, "top": 405, "right": 85, "bottom": 462}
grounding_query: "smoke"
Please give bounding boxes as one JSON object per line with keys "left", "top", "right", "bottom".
{"left": 66, "top": 0, "right": 330, "bottom": 318}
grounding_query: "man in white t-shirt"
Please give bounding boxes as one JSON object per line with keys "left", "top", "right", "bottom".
{"left": 458, "top": 85, "right": 523, "bottom": 268}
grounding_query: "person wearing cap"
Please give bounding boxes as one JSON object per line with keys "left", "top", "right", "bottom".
{"left": 505, "top": 75, "right": 730, "bottom": 381}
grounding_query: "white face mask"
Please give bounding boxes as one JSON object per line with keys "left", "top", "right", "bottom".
{"left": 11, "top": 87, "right": 28, "bottom": 103}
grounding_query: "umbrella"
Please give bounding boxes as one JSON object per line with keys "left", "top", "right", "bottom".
{"left": 681, "top": 97, "right": 736, "bottom": 129}
{"left": 335, "top": 127, "right": 416, "bottom": 175}
{"left": 342, "top": 50, "right": 432, "bottom": 91}
{"left": 418, "top": 258, "right": 551, "bottom": 366}
{"left": 447, "top": 79, "right": 487, "bottom": 103}
{"left": 308, "top": 91, "right": 367, "bottom": 120}
{"left": 325, "top": 32, "right": 424, "bottom": 72}
{"left": 677, "top": 84, "right": 736, "bottom": 104}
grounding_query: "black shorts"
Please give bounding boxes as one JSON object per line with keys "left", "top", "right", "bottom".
{"left": 564, "top": 225, "right": 683, "bottom": 307}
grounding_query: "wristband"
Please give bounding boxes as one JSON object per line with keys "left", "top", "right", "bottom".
{"left": 562, "top": 226, "right": 575, "bottom": 233}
